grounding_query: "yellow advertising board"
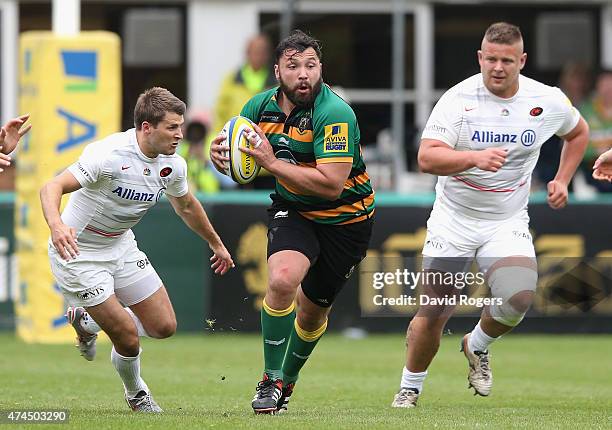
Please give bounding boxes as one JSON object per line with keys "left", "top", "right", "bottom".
{"left": 16, "top": 31, "right": 120, "bottom": 342}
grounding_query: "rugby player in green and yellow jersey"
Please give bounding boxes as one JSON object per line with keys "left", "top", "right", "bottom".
{"left": 210, "top": 30, "right": 375, "bottom": 414}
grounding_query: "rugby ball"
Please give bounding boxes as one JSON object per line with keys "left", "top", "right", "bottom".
{"left": 220, "top": 116, "right": 261, "bottom": 185}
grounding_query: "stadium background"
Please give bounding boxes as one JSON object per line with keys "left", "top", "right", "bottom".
{"left": 0, "top": 0, "right": 611, "bottom": 337}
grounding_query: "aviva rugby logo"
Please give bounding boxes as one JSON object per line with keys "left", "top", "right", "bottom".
{"left": 61, "top": 50, "right": 97, "bottom": 92}
{"left": 324, "top": 123, "right": 348, "bottom": 152}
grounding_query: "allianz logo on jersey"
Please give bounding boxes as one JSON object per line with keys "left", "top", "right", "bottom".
{"left": 471, "top": 129, "right": 537, "bottom": 146}
{"left": 112, "top": 186, "right": 163, "bottom": 202}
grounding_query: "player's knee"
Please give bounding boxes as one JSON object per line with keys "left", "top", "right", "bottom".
{"left": 508, "top": 290, "right": 534, "bottom": 313}
{"left": 408, "top": 317, "right": 446, "bottom": 341}
{"left": 150, "top": 317, "right": 177, "bottom": 339}
{"left": 415, "top": 300, "right": 455, "bottom": 324}
{"left": 268, "top": 266, "right": 299, "bottom": 298}
{"left": 488, "top": 265, "right": 537, "bottom": 327}
{"left": 297, "top": 308, "right": 327, "bottom": 331}
{"left": 490, "top": 302, "right": 526, "bottom": 327}
{"left": 106, "top": 318, "right": 136, "bottom": 338}
{"left": 114, "top": 330, "right": 140, "bottom": 355}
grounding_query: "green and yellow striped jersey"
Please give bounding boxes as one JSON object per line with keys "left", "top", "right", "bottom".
{"left": 241, "top": 84, "right": 375, "bottom": 225}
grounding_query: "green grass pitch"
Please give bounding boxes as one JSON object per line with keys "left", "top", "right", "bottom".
{"left": 1, "top": 333, "right": 610, "bottom": 429}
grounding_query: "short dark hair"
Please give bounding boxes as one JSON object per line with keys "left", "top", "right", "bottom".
{"left": 274, "top": 30, "right": 322, "bottom": 63}
{"left": 134, "top": 87, "right": 186, "bottom": 130}
{"left": 484, "top": 22, "right": 523, "bottom": 45}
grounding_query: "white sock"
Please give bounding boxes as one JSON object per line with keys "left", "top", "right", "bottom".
{"left": 111, "top": 346, "right": 149, "bottom": 398}
{"left": 468, "top": 321, "right": 497, "bottom": 353}
{"left": 125, "top": 308, "right": 150, "bottom": 338}
{"left": 400, "top": 367, "right": 427, "bottom": 393}
{"left": 79, "top": 311, "right": 101, "bottom": 334}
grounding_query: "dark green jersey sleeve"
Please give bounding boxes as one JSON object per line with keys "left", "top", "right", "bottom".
{"left": 312, "top": 89, "right": 359, "bottom": 165}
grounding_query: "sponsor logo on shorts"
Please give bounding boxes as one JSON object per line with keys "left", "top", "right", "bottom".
{"left": 512, "top": 230, "right": 532, "bottom": 240}
{"left": 77, "top": 286, "right": 105, "bottom": 301}
{"left": 274, "top": 210, "right": 289, "bottom": 219}
{"left": 324, "top": 123, "right": 349, "bottom": 152}
{"left": 136, "top": 258, "right": 150, "bottom": 269}
{"left": 425, "top": 237, "right": 446, "bottom": 250}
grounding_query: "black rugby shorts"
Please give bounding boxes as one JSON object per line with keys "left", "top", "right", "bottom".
{"left": 266, "top": 198, "right": 373, "bottom": 307}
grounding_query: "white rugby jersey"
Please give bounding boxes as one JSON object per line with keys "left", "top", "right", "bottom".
{"left": 421, "top": 73, "right": 580, "bottom": 220}
{"left": 59, "top": 129, "right": 188, "bottom": 258}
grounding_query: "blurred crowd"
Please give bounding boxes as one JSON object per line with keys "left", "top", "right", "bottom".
{"left": 2, "top": 34, "right": 611, "bottom": 195}
{"left": 535, "top": 64, "right": 612, "bottom": 194}
{"left": 180, "top": 33, "right": 277, "bottom": 192}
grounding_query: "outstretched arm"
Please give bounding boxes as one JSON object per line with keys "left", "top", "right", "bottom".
{"left": 167, "top": 192, "right": 234, "bottom": 275}
{"left": 592, "top": 148, "right": 612, "bottom": 182}
{"left": 0, "top": 114, "right": 32, "bottom": 155}
{"left": 0, "top": 152, "right": 10, "bottom": 173}
{"left": 40, "top": 170, "right": 82, "bottom": 260}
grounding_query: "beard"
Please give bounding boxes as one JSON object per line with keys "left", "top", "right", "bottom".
{"left": 279, "top": 75, "right": 323, "bottom": 109}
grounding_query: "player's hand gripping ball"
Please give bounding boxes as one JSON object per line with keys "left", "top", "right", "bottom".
{"left": 220, "top": 116, "right": 262, "bottom": 184}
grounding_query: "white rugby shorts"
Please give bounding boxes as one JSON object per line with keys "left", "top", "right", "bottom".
{"left": 422, "top": 203, "right": 536, "bottom": 275}
{"left": 49, "top": 238, "right": 162, "bottom": 308}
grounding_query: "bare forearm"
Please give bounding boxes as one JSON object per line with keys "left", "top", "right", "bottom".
{"left": 418, "top": 147, "right": 476, "bottom": 175}
{"left": 553, "top": 118, "right": 590, "bottom": 185}
{"left": 555, "top": 136, "right": 589, "bottom": 185}
{"left": 177, "top": 199, "right": 223, "bottom": 247}
{"left": 267, "top": 160, "right": 342, "bottom": 200}
{"left": 40, "top": 182, "right": 65, "bottom": 228}
{"left": 1, "top": 141, "right": 16, "bottom": 155}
